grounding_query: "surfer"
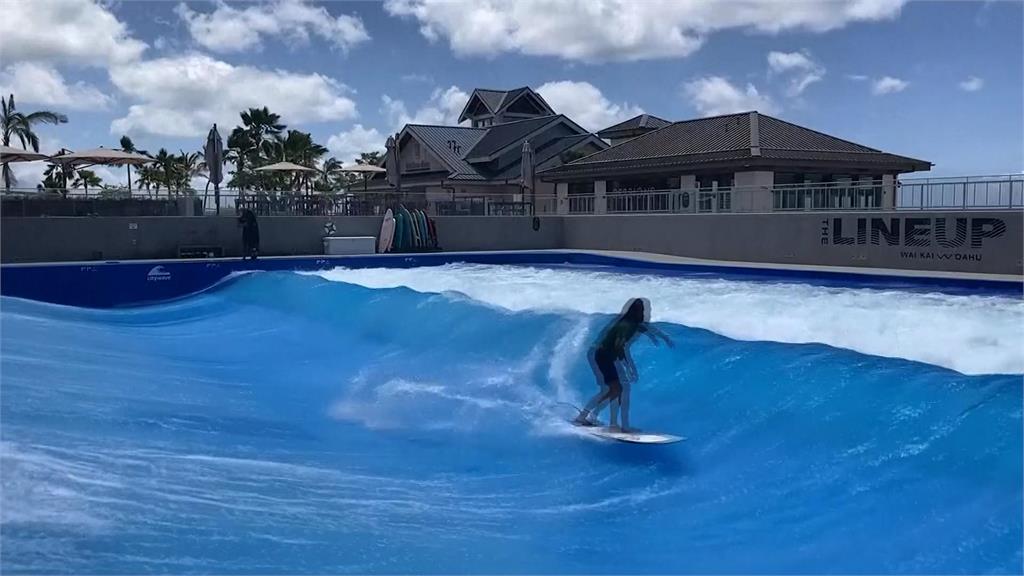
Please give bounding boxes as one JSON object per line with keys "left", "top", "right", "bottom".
{"left": 573, "top": 298, "right": 673, "bottom": 432}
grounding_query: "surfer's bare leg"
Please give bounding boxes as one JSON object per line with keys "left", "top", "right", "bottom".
{"left": 576, "top": 384, "right": 613, "bottom": 424}
{"left": 620, "top": 381, "right": 632, "bottom": 431}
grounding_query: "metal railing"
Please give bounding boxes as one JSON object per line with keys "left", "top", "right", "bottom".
{"left": 896, "top": 174, "right": 1022, "bottom": 209}
{"left": 1, "top": 175, "right": 1020, "bottom": 217}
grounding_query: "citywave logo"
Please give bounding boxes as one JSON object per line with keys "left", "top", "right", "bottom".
{"left": 147, "top": 265, "right": 172, "bottom": 282}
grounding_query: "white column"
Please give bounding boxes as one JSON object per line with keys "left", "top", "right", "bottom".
{"left": 882, "top": 174, "right": 896, "bottom": 209}
{"left": 594, "top": 180, "right": 607, "bottom": 214}
{"left": 733, "top": 171, "right": 774, "bottom": 212}
{"left": 679, "top": 174, "right": 697, "bottom": 213}
{"left": 556, "top": 182, "right": 569, "bottom": 215}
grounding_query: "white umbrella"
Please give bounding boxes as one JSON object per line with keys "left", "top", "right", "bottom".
{"left": 49, "top": 147, "right": 152, "bottom": 166}
{"left": 341, "top": 163, "right": 386, "bottom": 193}
{"left": 0, "top": 144, "right": 48, "bottom": 163}
{"left": 255, "top": 161, "right": 318, "bottom": 173}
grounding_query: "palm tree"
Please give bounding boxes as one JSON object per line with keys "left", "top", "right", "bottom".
{"left": 42, "top": 148, "right": 75, "bottom": 197}
{"left": 176, "top": 150, "right": 204, "bottom": 193}
{"left": 241, "top": 106, "right": 285, "bottom": 159}
{"left": 320, "top": 156, "right": 344, "bottom": 191}
{"left": 356, "top": 151, "right": 383, "bottom": 166}
{"left": 71, "top": 169, "right": 102, "bottom": 196}
{"left": 153, "top": 148, "right": 179, "bottom": 197}
{"left": 119, "top": 135, "right": 137, "bottom": 194}
{"left": 268, "top": 130, "right": 327, "bottom": 191}
{"left": 225, "top": 126, "right": 256, "bottom": 190}
{"left": 1, "top": 94, "right": 67, "bottom": 191}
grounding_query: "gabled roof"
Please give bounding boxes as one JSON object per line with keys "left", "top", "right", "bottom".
{"left": 457, "top": 87, "right": 555, "bottom": 123}
{"left": 488, "top": 134, "right": 607, "bottom": 180}
{"left": 465, "top": 115, "right": 563, "bottom": 160}
{"left": 597, "top": 114, "right": 671, "bottom": 138}
{"left": 542, "top": 111, "right": 932, "bottom": 179}
{"left": 403, "top": 124, "right": 487, "bottom": 180}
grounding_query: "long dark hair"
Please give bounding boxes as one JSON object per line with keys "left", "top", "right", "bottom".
{"left": 624, "top": 298, "right": 645, "bottom": 324}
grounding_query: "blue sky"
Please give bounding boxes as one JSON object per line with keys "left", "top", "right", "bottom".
{"left": 1, "top": 0, "right": 1021, "bottom": 186}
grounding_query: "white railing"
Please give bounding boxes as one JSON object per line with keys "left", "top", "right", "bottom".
{"left": 896, "top": 174, "right": 1022, "bottom": 209}
{"left": 568, "top": 194, "right": 595, "bottom": 214}
{"left": 2, "top": 175, "right": 1020, "bottom": 217}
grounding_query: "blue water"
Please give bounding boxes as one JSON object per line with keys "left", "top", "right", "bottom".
{"left": 1, "top": 268, "right": 1021, "bottom": 574}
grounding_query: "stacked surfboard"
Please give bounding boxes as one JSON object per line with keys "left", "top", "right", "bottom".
{"left": 383, "top": 207, "right": 438, "bottom": 253}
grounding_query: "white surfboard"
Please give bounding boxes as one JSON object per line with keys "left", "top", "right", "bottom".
{"left": 571, "top": 422, "right": 685, "bottom": 444}
{"left": 378, "top": 209, "right": 396, "bottom": 253}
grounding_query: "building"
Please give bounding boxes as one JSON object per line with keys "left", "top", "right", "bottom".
{"left": 541, "top": 111, "right": 932, "bottom": 213}
{"left": 368, "top": 87, "right": 606, "bottom": 214}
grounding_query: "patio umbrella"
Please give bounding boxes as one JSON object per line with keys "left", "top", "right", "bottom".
{"left": 341, "top": 163, "right": 386, "bottom": 192}
{"left": 521, "top": 140, "right": 535, "bottom": 209}
{"left": 0, "top": 144, "right": 48, "bottom": 163}
{"left": 204, "top": 124, "right": 224, "bottom": 214}
{"left": 255, "top": 161, "right": 318, "bottom": 173}
{"left": 385, "top": 134, "right": 400, "bottom": 193}
{"left": 49, "top": 147, "right": 153, "bottom": 167}
{"left": 255, "top": 161, "right": 319, "bottom": 196}
{"left": 49, "top": 146, "right": 153, "bottom": 196}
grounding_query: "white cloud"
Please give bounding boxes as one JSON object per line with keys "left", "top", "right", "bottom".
{"left": 959, "top": 76, "right": 984, "bottom": 92}
{"left": 108, "top": 54, "right": 358, "bottom": 138}
{"left": 767, "top": 50, "right": 825, "bottom": 96}
{"left": 846, "top": 74, "right": 869, "bottom": 81}
{"left": 384, "top": 0, "right": 905, "bottom": 62}
{"left": 684, "top": 76, "right": 776, "bottom": 117}
{"left": 0, "top": 0, "right": 146, "bottom": 67}
{"left": 0, "top": 63, "right": 113, "bottom": 110}
{"left": 536, "top": 81, "right": 643, "bottom": 131}
{"left": 381, "top": 85, "right": 469, "bottom": 129}
{"left": 871, "top": 76, "right": 909, "bottom": 95}
{"left": 326, "top": 124, "right": 386, "bottom": 166}
{"left": 175, "top": 0, "right": 369, "bottom": 53}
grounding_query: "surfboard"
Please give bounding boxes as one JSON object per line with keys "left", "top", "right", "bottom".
{"left": 400, "top": 206, "right": 414, "bottom": 249}
{"left": 378, "top": 209, "right": 395, "bottom": 253}
{"left": 393, "top": 210, "right": 405, "bottom": 251}
{"left": 570, "top": 421, "right": 684, "bottom": 444}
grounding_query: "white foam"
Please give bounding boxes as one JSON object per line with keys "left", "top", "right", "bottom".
{"left": 313, "top": 264, "right": 1024, "bottom": 375}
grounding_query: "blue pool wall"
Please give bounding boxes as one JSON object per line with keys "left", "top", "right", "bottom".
{"left": 2, "top": 251, "right": 1021, "bottom": 308}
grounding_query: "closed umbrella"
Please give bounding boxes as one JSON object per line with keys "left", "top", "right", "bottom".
{"left": 385, "top": 134, "right": 400, "bottom": 193}
{"left": 521, "top": 140, "right": 535, "bottom": 211}
{"left": 204, "top": 124, "right": 224, "bottom": 214}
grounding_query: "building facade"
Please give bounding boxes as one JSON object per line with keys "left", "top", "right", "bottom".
{"left": 366, "top": 87, "right": 607, "bottom": 214}
{"left": 542, "top": 111, "right": 932, "bottom": 213}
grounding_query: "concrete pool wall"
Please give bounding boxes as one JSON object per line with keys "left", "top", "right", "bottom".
{"left": 2, "top": 210, "right": 1020, "bottom": 276}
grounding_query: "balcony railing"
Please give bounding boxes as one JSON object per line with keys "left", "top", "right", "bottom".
{"left": 1, "top": 175, "right": 1019, "bottom": 217}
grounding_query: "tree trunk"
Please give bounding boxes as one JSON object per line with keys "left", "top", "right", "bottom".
{"left": 126, "top": 165, "right": 132, "bottom": 195}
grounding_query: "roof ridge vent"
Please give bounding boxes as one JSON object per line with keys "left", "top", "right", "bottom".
{"left": 749, "top": 111, "right": 761, "bottom": 157}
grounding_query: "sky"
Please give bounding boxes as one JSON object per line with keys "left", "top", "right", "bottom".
{"left": 1, "top": 0, "right": 1021, "bottom": 188}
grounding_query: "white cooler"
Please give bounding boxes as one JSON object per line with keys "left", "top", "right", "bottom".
{"left": 323, "top": 236, "right": 376, "bottom": 255}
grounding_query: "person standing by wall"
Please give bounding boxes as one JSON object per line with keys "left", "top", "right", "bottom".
{"left": 238, "top": 209, "right": 260, "bottom": 260}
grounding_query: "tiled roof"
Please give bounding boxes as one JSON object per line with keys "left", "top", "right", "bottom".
{"left": 465, "top": 115, "right": 561, "bottom": 159}
{"left": 474, "top": 89, "right": 507, "bottom": 113}
{"left": 489, "top": 134, "right": 598, "bottom": 180}
{"left": 543, "top": 111, "right": 931, "bottom": 177}
{"left": 597, "top": 114, "right": 671, "bottom": 136}
{"left": 757, "top": 115, "right": 879, "bottom": 153}
{"left": 405, "top": 124, "right": 487, "bottom": 180}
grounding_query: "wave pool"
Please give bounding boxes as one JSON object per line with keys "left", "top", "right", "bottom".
{"left": 1, "top": 264, "right": 1021, "bottom": 573}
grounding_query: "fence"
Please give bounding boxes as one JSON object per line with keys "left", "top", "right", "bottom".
{"left": 2, "top": 175, "right": 1021, "bottom": 217}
